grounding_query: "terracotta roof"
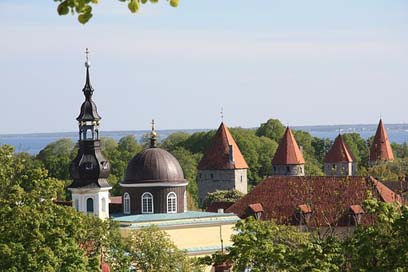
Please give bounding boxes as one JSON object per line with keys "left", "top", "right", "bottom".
{"left": 272, "top": 127, "right": 305, "bottom": 165}
{"left": 370, "top": 119, "right": 394, "bottom": 162}
{"left": 198, "top": 122, "right": 248, "bottom": 170}
{"left": 350, "top": 205, "right": 364, "bottom": 215}
{"left": 226, "top": 176, "right": 402, "bottom": 227}
{"left": 382, "top": 180, "right": 408, "bottom": 195}
{"left": 248, "top": 203, "right": 264, "bottom": 213}
{"left": 298, "top": 204, "right": 312, "bottom": 214}
{"left": 324, "top": 134, "right": 354, "bottom": 163}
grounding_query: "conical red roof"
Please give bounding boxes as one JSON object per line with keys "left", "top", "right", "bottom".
{"left": 324, "top": 134, "right": 354, "bottom": 163}
{"left": 198, "top": 122, "right": 248, "bottom": 170}
{"left": 272, "top": 127, "right": 305, "bottom": 165}
{"left": 370, "top": 119, "right": 394, "bottom": 162}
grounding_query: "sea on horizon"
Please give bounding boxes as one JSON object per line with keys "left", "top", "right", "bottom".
{"left": 1, "top": 124, "right": 408, "bottom": 155}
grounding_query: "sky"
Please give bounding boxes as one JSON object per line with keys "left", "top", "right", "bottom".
{"left": 0, "top": 0, "right": 407, "bottom": 134}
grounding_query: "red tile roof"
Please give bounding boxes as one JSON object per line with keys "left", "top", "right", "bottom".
{"left": 324, "top": 134, "right": 354, "bottom": 163}
{"left": 298, "top": 204, "right": 312, "bottom": 214}
{"left": 370, "top": 119, "right": 394, "bottom": 162}
{"left": 226, "top": 176, "right": 402, "bottom": 227}
{"left": 272, "top": 127, "right": 305, "bottom": 165}
{"left": 350, "top": 205, "right": 364, "bottom": 215}
{"left": 198, "top": 122, "right": 248, "bottom": 170}
{"left": 248, "top": 203, "right": 264, "bottom": 213}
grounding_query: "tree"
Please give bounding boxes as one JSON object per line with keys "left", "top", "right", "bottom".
{"left": 225, "top": 218, "right": 310, "bottom": 272}
{"left": 345, "top": 195, "right": 408, "bottom": 271}
{"left": 0, "top": 145, "right": 130, "bottom": 271}
{"left": 37, "top": 138, "right": 75, "bottom": 181}
{"left": 126, "top": 225, "right": 203, "bottom": 272}
{"left": 54, "top": 0, "right": 179, "bottom": 24}
{"left": 256, "top": 119, "right": 286, "bottom": 143}
{"left": 203, "top": 189, "right": 244, "bottom": 209}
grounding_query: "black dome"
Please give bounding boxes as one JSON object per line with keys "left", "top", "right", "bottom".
{"left": 122, "top": 148, "right": 186, "bottom": 185}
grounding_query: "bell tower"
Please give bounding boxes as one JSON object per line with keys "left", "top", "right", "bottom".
{"left": 68, "top": 49, "right": 112, "bottom": 219}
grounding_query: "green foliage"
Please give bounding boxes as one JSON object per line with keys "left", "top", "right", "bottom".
{"left": 293, "top": 130, "right": 324, "bottom": 176}
{"left": 126, "top": 225, "right": 203, "bottom": 272}
{"left": 0, "top": 145, "right": 130, "bottom": 271}
{"left": 37, "top": 138, "right": 75, "bottom": 181}
{"left": 227, "top": 218, "right": 310, "bottom": 272}
{"left": 203, "top": 189, "right": 244, "bottom": 209}
{"left": 342, "top": 133, "right": 369, "bottom": 171}
{"left": 345, "top": 196, "right": 408, "bottom": 271}
{"left": 364, "top": 158, "right": 408, "bottom": 181}
{"left": 256, "top": 118, "right": 286, "bottom": 142}
{"left": 54, "top": 0, "right": 179, "bottom": 24}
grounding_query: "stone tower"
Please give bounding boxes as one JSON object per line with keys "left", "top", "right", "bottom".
{"left": 369, "top": 119, "right": 394, "bottom": 165}
{"left": 324, "top": 134, "right": 355, "bottom": 176}
{"left": 68, "top": 50, "right": 112, "bottom": 219}
{"left": 271, "top": 127, "right": 305, "bottom": 176}
{"left": 197, "top": 122, "right": 248, "bottom": 206}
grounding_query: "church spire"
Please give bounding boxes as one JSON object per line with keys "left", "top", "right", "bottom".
{"left": 76, "top": 48, "right": 101, "bottom": 123}
{"left": 83, "top": 48, "right": 94, "bottom": 99}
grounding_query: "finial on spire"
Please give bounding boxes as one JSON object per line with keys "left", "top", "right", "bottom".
{"left": 83, "top": 48, "right": 94, "bottom": 99}
{"left": 220, "top": 107, "right": 224, "bottom": 122}
{"left": 85, "top": 48, "right": 90, "bottom": 68}
{"left": 150, "top": 119, "right": 158, "bottom": 148}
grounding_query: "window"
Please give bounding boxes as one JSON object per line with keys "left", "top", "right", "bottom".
{"left": 124, "top": 193, "right": 131, "bottom": 214}
{"left": 240, "top": 175, "right": 243, "bottom": 182}
{"left": 101, "top": 197, "right": 106, "bottom": 212}
{"left": 86, "top": 198, "right": 94, "bottom": 213}
{"left": 141, "top": 192, "right": 153, "bottom": 214}
{"left": 210, "top": 173, "right": 214, "bottom": 179}
{"left": 167, "top": 192, "right": 177, "bottom": 213}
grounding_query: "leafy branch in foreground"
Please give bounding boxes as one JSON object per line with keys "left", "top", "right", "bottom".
{"left": 54, "top": 0, "right": 179, "bottom": 24}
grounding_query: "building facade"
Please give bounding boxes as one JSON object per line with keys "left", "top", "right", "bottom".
{"left": 197, "top": 122, "right": 248, "bottom": 206}
{"left": 271, "top": 127, "right": 305, "bottom": 176}
{"left": 369, "top": 119, "right": 394, "bottom": 165}
{"left": 68, "top": 52, "right": 112, "bottom": 220}
{"left": 120, "top": 123, "right": 188, "bottom": 215}
{"left": 324, "top": 134, "right": 355, "bottom": 176}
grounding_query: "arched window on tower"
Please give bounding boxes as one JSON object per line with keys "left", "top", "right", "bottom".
{"left": 141, "top": 192, "right": 153, "bottom": 214}
{"left": 124, "top": 193, "right": 131, "bottom": 214}
{"left": 167, "top": 192, "right": 177, "bottom": 214}
{"left": 86, "top": 198, "right": 94, "bottom": 214}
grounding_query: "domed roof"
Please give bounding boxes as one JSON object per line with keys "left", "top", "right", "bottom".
{"left": 122, "top": 147, "right": 186, "bottom": 185}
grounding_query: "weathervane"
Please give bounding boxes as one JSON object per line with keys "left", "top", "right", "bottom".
{"left": 220, "top": 107, "right": 224, "bottom": 122}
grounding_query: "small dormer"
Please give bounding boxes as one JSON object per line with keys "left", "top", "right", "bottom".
{"left": 349, "top": 205, "right": 364, "bottom": 225}
{"left": 297, "top": 204, "right": 312, "bottom": 225}
{"left": 248, "top": 203, "right": 264, "bottom": 220}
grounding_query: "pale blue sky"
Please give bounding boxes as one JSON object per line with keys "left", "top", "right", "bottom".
{"left": 0, "top": 0, "right": 407, "bottom": 133}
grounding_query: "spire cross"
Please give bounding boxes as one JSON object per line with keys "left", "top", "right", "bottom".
{"left": 151, "top": 119, "right": 155, "bottom": 132}
{"left": 220, "top": 107, "right": 224, "bottom": 122}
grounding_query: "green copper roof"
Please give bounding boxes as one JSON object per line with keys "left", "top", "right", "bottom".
{"left": 111, "top": 211, "right": 239, "bottom": 228}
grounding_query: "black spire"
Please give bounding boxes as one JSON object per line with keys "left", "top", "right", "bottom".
{"left": 76, "top": 48, "right": 101, "bottom": 122}
{"left": 69, "top": 49, "right": 111, "bottom": 189}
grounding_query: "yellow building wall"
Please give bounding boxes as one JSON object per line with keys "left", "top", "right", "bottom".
{"left": 120, "top": 222, "right": 236, "bottom": 252}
